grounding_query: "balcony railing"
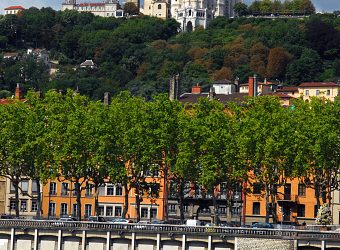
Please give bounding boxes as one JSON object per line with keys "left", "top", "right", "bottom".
{"left": 0, "top": 219, "right": 339, "bottom": 240}
{"left": 276, "top": 194, "right": 298, "bottom": 202}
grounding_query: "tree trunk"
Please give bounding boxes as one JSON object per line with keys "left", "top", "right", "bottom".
{"left": 270, "top": 184, "right": 277, "bottom": 224}
{"left": 265, "top": 183, "right": 270, "bottom": 223}
{"left": 211, "top": 186, "right": 219, "bottom": 225}
{"left": 122, "top": 183, "right": 129, "bottom": 219}
{"left": 135, "top": 189, "right": 141, "bottom": 222}
{"left": 179, "top": 180, "right": 185, "bottom": 224}
{"left": 13, "top": 178, "right": 20, "bottom": 218}
{"left": 75, "top": 181, "right": 82, "bottom": 221}
{"left": 94, "top": 183, "right": 99, "bottom": 216}
{"left": 164, "top": 163, "right": 169, "bottom": 222}
{"left": 36, "top": 180, "right": 42, "bottom": 219}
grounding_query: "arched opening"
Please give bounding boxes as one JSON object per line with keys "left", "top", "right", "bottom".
{"left": 186, "top": 21, "right": 193, "bottom": 32}
{"left": 158, "top": 4, "right": 162, "bottom": 9}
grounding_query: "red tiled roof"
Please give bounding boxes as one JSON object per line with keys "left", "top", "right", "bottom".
{"left": 266, "top": 93, "right": 295, "bottom": 99}
{"left": 299, "top": 82, "right": 338, "bottom": 87}
{"left": 4, "top": 6, "right": 25, "bottom": 10}
{"left": 277, "top": 86, "right": 299, "bottom": 92}
{"left": 78, "top": 3, "right": 105, "bottom": 6}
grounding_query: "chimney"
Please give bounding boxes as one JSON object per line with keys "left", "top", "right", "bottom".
{"left": 234, "top": 77, "right": 239, "bottom": 92}
{"left": 169, "top": 74, "right": 180, "bottom": 101}
{"left": 208, "top": 87, "right": 215, "bottom": 101}
{"left": 248, "top": 76, "right": 254, "bottom": 97}
{"left": 15, "top": 83, "right": 22, "bottom": 99}
{"left": 192, "top": 83, "right": 202, "bottom": 94}
{"left": 248, "top": 75, "right": 258, "bottom": 97}
{"left": 104, "top": 92, "right": 111, "bottom": 106}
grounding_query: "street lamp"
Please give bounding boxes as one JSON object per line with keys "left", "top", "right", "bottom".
{"left": 233, "top": 189, "right": 242, "bottom": 227}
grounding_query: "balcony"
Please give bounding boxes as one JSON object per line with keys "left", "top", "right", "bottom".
{"left": 276, "top": 193, "right": 298, "bottom": 203}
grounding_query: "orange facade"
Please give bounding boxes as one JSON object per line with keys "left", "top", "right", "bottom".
{"left": 245, "top": 177, "right": 320, "bottom": 225}
{"left": 41, "top": 175, "right": 166, "bottom": 221}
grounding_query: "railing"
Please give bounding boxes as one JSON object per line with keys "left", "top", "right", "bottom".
{"left": 0, "top": 219, "right": 339, "bottom": 240}
{"left": 276, "top": 194, "right": 298, "bottom": 202}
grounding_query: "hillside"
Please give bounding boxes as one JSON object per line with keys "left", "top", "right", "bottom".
{"left": 0, "top": 8, "right": 340, "bottom": 99}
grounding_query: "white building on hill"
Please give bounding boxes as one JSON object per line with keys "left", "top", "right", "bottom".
{"left": 61, "top": 0, "right": 124, "bottom": 18}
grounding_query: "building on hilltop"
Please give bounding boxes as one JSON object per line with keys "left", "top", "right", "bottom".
{"left": 62, "top": 0, "right": 124, "bottom": 18}
{"left": 4, "top": 6, "right": 25, "bottom": 15}
{"left": 170, "top": 0, "right": 242, "bottom": 31}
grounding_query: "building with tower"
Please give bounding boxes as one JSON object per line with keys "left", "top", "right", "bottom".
{"left": 61, "top": 0, "right": 123, "bottom": 18}
{"left": 169, "top": 0, "right": 242, "bottom": 31}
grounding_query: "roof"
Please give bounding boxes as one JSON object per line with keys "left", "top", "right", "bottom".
{"left": 4, "top": 6, "right": 25, "bottom": 10}
{"left": 277, "top": 86, "right": 299, "bottom": 92}
{"left": 213, "top": 79, "right": 233, "bottom": 85}
{"left": 78, "top": 3, "right": 105, "bottom": 6}
{"left": 266, "top": 93, "right": 295, "bottom": 99}
{"left": 80, "top": 60, "right": 96, "bottom": 67}
{"left": 299, "top": 82, "right": 338, "bottom": 88}
{"left": 179, "top": 93, "right": 248, "bottom": 104}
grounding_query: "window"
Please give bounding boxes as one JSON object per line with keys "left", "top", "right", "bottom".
{"left": 141, "top": 208, "right": 148, "bottom": 219}
{"left": 305, "top": 90, "right": 309, "bottom": 96}
{"left": 158, "top": 4, "right": 161, "bottom": 9}
{"left": 85, "top": 184, "right": 93, "bottom": 197}
{"left": 106, "top": 206, "right": 113, "bottom": 216}
{"left": 85, "top": 204, "right": 92, "bottom": 218}
{"left": 10, "top": 182, "right": 15, "bottom": 193}
{"left": 31, "top": 200, "right": 38, "bottom": 212}
{"left": 73, "top": 204, "right": 78, "bottom": 217}
{"left": 60, "top": 203, "right": 68, "bottom": 216}
{"left": 151, "top": 208, "right": 157, "bottom": 219}
{"left": 61, "top": 183, "right": 69, "bottom": 196}
{"left": 107, "top": 185, "right": 114, "bottom": 195}
{"left": 316, "top": 90, "right": 320, "bottom": 96}
{"left": 327, "top": 90, "right": 330, "bottom": 96}
{"left": 49, "top": 203, "right": 56, "bottom": 216}
{"left": 21, "top": 180, "right": 29, "bottom": 194}
{"left": 98, "top": 206, "right": 104, "bottom": 216}
{"left": 10, "top": 200, "right": 16, "bottom": 210}
{"left": 183, "top": 205, "right": 188, "bottom": 213}
{"left": 115, "top": 185, "right": 123, "bottom": 196}
{"left": 297, "top": 204, "right": 305, "bottom": 217}
{"left": 298, "top": 184, "right": 306, "bottom": 197}
{"left": 253, "top": 202, "right": 260, "bottom": 215}
{"left": 49, "top": 182, "right": 56, "bottom": 195}
{"left": 314, "top": 205, "right": 319, "bottom": 218}
{"left": 32, "top": 181, "right": 38, "bottom": 194}
{"left": 115, "top": 206, "right": 122, "bottom": 217}
{"left": 253, "top": 183, "right": 262, "bottom": 195}
{"left": 218, "top": 206, "right": 227, "bottom": 214}
{"left": 169, "top": 204, "right": 176, "bottom": 214}
{"left": 20, "top": 200, "right": 27, "bottom": 212}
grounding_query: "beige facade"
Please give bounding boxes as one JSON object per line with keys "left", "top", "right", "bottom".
{"left": 298, "top": 82, "right": 339, "bottom": 102}
{"left": 332, "top": 190, "right": 340, "bottom": 225}
{"left": 141, "top": 0, "right": 168, "bottom": 19}
{"left": 5, "top": 179, "right": 40, "bottom": 218}
{"left": 0, "top": 177, "right": 6, "bottom": 215}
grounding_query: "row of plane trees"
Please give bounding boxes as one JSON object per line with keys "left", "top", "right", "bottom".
{"left": 0, "top": 90, "right": 339, "bottom": 223}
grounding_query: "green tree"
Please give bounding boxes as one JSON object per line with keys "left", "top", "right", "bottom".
{"left": 233, "top": 3, "right": 249, "bottom": 17}
{"left": 123, "top": 2, "right": 139, "bottom": 16}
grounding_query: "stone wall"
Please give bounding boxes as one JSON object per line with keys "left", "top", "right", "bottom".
{"left": 236, "top": 237, "right": 295, "bottom": 250}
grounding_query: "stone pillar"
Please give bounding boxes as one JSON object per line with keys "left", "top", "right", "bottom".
{"left": 131, "top": 232, "right": 136, "bottom": 250}
{"left": 293, "top": 239, "right": 298, "bottom": 250}
{"left": 182, "top": 234, "right": 186, "bottom": 250}
{"left": 10, "top": 228, "right": 14, "bottom": 250}
{"left": 57, "top": 230, "right": 62, "bottom": 250}
{"left": 156, "top": 233, "right": 161, "bottom": 250}
{"left": 106, "top": 231, "right": 110, "bottom": 250}
{"left": 82, "top": 231, "right": 86, "bottom": 250}
{"left": 208, "top": 235, "right": 212, "bottom": 250}
{"left": 321, "top": 240, "right": 326, "bottom": 250}
{"left": 34, "top": 229, "right": 38, "bottom": 250}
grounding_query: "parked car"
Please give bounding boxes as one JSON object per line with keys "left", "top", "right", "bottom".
{"left": 151, "top": 220, "right": 169, "bottom": 225}
{"left": 87, "top": 216, "right": 106, "bottom": 222}
{"left": 111, "top": 218, "right": 133, "bottom": 224}
{"left": 251, "top": 222, "right": 274, "bottom": 229}
{"left": 186, "top": 219, "right": 201, "bottom": 226}
{"left": 134, "top": 221, "right": 151, "bottom": 229}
